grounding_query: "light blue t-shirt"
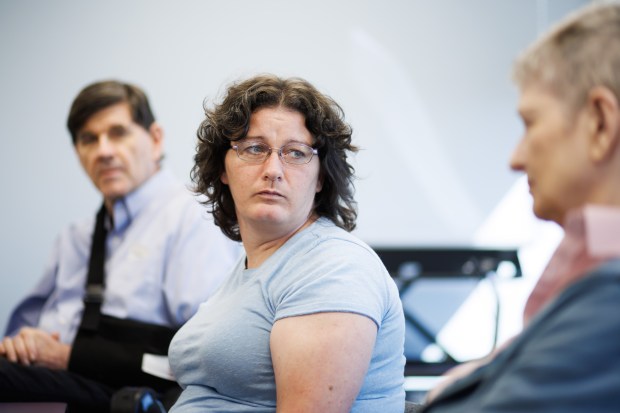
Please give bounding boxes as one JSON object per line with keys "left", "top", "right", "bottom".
{"left": 168, "top": 218, "right": 405, "bottom": 413}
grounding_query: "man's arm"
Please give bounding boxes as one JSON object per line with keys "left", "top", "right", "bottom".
{"left": 4, "top": 241, "right": 60, "bottom": 337}
{"left": 67, "top": 318, "right": 177, "bottom": 390}
{"left": 162, "top": 198, "right": 240, "bottom": 324}
{"left": 1, "top": 237, "right": 66, "bottom": 367}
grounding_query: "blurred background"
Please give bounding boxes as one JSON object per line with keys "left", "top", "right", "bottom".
{"left": 0, "top": 0, "right": 589, "bottom": 363}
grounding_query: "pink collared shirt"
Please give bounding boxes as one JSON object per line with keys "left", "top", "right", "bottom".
{"left": 523, "top": 204, "right": 620, "bottom": 325}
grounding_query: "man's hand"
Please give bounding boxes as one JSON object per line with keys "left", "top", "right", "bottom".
{"left": 0, "top": 327, "right": 71, "bottom": 370}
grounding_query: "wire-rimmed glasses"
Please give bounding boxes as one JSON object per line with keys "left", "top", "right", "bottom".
{"left": 231, "top": 141, "right": 318, "bottom": 165}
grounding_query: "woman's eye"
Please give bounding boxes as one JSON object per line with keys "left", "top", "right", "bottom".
{"left": 288, "top": 149, "right": 304, "bottom": 159}
{"left": 245, "top": 144, "right": 267, "bottom": 155}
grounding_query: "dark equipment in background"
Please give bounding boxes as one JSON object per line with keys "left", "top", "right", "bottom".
{"left": 373, "top": 247, "right": 521, "bottom": 376}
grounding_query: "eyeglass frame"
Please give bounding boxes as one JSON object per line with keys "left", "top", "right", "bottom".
{"left": 230, "top": 141, "right": 319, "bottom": 165}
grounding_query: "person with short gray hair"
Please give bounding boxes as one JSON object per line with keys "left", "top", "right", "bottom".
{"left": 423, "top": 3, "right": 620, "bottom": 412}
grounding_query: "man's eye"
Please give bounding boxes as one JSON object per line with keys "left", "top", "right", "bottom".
{"left": 108, "top": 126, "right": 129, "bottom": 139}
{"left": 77, "top": 134, "right": 97, "bottom": 145}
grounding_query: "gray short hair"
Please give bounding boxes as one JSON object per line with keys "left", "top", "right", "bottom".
{"left": 513, "top": 2, "right": 620, "bottom": 111}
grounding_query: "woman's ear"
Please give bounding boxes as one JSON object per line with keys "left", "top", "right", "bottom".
{"left": 587, "top": 86, "right": 620, "bottom": 162}
{"left": 315, "top": 170, "right": 324, "bottom": 193}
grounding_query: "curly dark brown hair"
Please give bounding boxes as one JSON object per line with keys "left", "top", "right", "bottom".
{"left": 191, "top": 74, "right": 358, "bottom": 242}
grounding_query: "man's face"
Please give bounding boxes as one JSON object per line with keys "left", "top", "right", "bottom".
{"left": 74, "top": 102, "right": 163, "bottom": 207}
{"left": 510, "top": 86, "right": 594, "bottom": 226}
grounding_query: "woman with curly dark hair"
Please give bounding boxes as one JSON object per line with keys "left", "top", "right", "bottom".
{"left": 168, "top": 74, "right": 405, "bottom": 413}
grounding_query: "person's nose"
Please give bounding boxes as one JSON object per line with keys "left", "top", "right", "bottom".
{"left": 509, "top": 137, "right": 526, "bottom": 172}
{"left": 262, "top": 149, "right": 284, "bottom": 182}
{"left": 95, "top": 134, "right": 115, "bottom": 159}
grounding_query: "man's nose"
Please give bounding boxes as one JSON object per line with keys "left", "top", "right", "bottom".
{"left": 95, "top": 135, "right": 115, "bottom": 158}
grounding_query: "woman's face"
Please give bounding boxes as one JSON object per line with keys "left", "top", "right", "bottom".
{"left": 510, "top": 85, "right": 594, "bottom": 225}
{"left": 221, "top": 106, "right": 323, "bottom": 240}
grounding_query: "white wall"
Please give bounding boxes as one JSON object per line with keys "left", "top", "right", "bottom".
{"left": 0, "top": 0, "right": 588, "bottom": 335}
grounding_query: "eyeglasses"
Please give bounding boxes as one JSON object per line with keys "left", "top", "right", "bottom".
{"left": 231, "top": 141, "right": 318, "bottom": 165}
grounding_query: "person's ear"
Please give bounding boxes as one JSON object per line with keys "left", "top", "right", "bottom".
{"left": 587, "top": 86, "right": 620, "bottom": 163}
{"left": 315, "top": 171, "right": 324, "bottom": 193}
{"left": 221, "top": 170, "right": 229, "bottom": 185}
{"left": 148, "top": 122, "right": 164, "bottom": 162}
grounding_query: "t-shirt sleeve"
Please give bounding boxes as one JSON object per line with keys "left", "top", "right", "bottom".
{"left": 272, "top": 238, "right": 391, "bottom": 328}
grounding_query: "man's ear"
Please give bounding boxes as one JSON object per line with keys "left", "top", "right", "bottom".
{"left": 148, "top": 122, "right": 164, "bottom": 162}
{"left": 587, "top": 86, "right": 620, "bottom": 162}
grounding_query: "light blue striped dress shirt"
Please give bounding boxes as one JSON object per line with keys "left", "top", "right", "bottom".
{"left": 5, "top": 169, "right": 241, "bottom": 344}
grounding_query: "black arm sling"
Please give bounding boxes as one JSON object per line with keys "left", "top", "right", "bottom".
{"left": 69, "top": 204, "right": 178, "bottom": 391}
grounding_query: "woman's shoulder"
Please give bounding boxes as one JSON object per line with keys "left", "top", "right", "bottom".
{"left": 306, "top": 218, "right": 375, "bottom": 252}
{"left": 281, "top": 218, "right": 389, "bottom": 280}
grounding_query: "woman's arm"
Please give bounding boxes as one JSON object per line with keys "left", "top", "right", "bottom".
{"left": 271, "top": 312, "right": 377, "bottom": 413}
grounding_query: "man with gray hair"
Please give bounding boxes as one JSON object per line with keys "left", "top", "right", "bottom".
{"left": 422, "top": 2, "right": 620, "bottom": 412}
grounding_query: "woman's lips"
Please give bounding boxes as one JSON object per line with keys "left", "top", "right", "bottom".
{"left": 257, "top": 190, "right": 284, "bottom": 199}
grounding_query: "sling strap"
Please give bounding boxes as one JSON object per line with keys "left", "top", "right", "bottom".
{"left": 79, "top": 203, "right": 108, "bottom": 331}
{"left": 69, "top": 203, "right": 178, "bottom": 392}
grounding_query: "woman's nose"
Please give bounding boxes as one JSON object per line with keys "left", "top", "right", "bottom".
{"left": 262, "top": 150, "right": 284, "bottom": 181}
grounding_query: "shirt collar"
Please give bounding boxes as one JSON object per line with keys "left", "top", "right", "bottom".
{"left": 578, "top": 204, "right": 620, "bottom": 257}
{"left": 109, "top": 169, "right": 177, "bottom": 233}
{"left": 523, "top": 204, "right": 620, "bottom": 324}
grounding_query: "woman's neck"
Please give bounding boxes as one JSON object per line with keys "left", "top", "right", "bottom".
{"left": 242, "top": 215, "right": 318, "bottom": 269}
